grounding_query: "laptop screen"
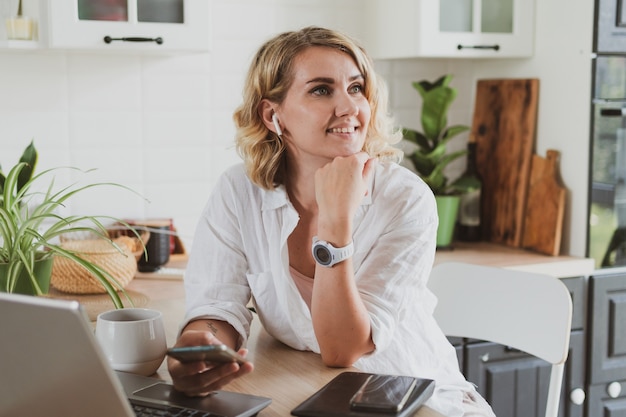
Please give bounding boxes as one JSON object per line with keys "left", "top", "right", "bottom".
{"left": 0, "top": 293, "right": 271, "bottom": 417}
{"left": 0, "top": 293, "right": 134, "bottom": 416}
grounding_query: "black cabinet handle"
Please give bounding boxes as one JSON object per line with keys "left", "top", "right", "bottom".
{"left": 600, "top": 108, "right": 626, "bottom": 117}
{"left": 457, "top": 44, "right": 500, "bottom": 51}
{"left": 103, "top": 36, "right": 163, "bottom": 45}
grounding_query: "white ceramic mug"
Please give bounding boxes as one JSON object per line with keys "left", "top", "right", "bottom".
{"left": 95, "top": 308, "right": 167, "bottom": 376}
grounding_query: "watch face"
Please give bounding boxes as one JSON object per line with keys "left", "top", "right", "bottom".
{"left": 313, "top": 244, "right": 331, "bottom": 265}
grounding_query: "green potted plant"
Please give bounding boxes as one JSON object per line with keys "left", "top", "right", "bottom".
{"left": 0, "top": 141, "right": 142, "bottom": 308}
{"left": 402, "top": 74, "right": 469, "bottom": 248}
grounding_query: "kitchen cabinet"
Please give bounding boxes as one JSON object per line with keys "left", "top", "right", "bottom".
{"left": 587, "top": 272, "right": 626, "bottom": 416}
{"left": 587, "top": 381, "right": 626, "bottom": 417}
{"left": 465, "top": 331, "right": 584, "bottom": 417}
{"left": 44, "top": 0, "right": 209, "bottom": 52}
{"left": 1, "top": 0, "right": 209, "bottom": 52}
{"left": 448, "top": 336, "right": 464, "bottom": 372}
{"left": 362, "top": 0, "right": 534, "bottom": 59}
{"left": 588, "top": 272, "right": 626, "bottom": 384}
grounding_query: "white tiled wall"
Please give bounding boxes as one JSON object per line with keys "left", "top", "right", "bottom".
{"left": 0, "top": 51, "right": 217, "bottom": 247}
{"left": 0, "top": 0, "right": 593, "bottom": 256}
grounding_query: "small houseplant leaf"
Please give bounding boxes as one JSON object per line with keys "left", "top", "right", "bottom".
{"left": 402, "top": 128, "right": 432, "bottom": 152}
{"left": 17, "top": 140, "right": 37, "bottom": 194}
{"left": 443, "top": 125, "right": 471, "bottom": 140}
{"left": 421, "top": 87, "right": 457, "bottom": 143}
{"left": 412, "top": 74, "right": 451, "bottom": 97}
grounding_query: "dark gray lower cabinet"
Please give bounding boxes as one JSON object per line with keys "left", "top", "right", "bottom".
{"left": 587, "top": 381, "right": 626, "bottom": 417}
{"left": 448, "top": 336, "right": 464, "bottom": 372}
{"left": 587, "top": 272, "right": 626, "bottom": 416}
{"left": 464, "top": 331, "right": 584, "bottom": 417}
{"left": 589, "top": 273, "right": 626, "bottom": 384}
{"left": 466, "top": 341, "right": 552, "bottom": 417}
{"left": 560, "top": 331, "right": 586, "bottom": 417}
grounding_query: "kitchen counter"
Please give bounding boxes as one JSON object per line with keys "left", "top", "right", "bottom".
{"left": 129, "top": 242, "right": 595, "bottom": 336}
{"left": 435, "top": 241, "right": 595, "bottom": 278}
{"left": 138, "top": 241, "right": 596, "bottom": 281}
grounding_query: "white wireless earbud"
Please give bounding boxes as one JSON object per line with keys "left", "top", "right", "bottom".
{"left": 272, "top": 113, "right": 283, "bottom": 136}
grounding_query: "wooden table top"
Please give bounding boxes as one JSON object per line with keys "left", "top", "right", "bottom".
{"left": 124, "top": 275, "right": 444, "bottom": 417}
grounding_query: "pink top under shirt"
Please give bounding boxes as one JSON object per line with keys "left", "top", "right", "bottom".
{"left": 290, "top": 266, "right": 313, "bottom": 310}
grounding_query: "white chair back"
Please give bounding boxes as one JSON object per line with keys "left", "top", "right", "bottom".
{"left": 428, "top": 262, "right": 573, "bottom": 417}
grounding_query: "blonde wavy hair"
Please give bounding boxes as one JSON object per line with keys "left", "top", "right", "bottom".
{"left": 233, "top": 26, "right": 403, "bottom": 190}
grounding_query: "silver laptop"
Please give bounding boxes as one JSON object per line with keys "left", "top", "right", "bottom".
{"left": 0, "top": 292, "right": 271, "bottom": 417}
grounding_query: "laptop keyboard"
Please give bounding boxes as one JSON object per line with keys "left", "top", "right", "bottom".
{"left": 131, "top": 400, "right": 224, "bottom": 417}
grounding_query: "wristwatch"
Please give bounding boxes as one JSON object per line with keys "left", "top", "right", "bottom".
{"left": 311, "top": 236, "right": 354, "bottom": 267}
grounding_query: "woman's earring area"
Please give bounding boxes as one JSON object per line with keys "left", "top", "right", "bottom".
{"left": 272, "top": 113, "right": 283, "bottom": 136}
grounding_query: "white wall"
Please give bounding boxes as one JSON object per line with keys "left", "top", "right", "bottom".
{"left": 0, "top": 0, "right": 593, "bottom": 257}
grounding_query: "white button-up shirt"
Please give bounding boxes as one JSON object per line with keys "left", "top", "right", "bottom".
{"left": 184, "top": 162, "right": 476, "bottom": 417}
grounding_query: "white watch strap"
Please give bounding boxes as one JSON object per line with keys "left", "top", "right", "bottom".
{"left": 333, "top": 241, "right": 354, "bottom": 260}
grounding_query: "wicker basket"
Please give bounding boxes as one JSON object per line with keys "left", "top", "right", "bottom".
{"left": 106, "top": 228, "right": 150, "bottom": 262}
{"left": 51, "top": 237, "right": 139, "bottom": 294}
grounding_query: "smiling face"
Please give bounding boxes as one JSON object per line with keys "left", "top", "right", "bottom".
{"left": 277, "top": 46, "right": 371, "bottom": 167}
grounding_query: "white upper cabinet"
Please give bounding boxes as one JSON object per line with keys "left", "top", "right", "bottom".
{"left": 41, "top": 0, "right": 209, "bottom": 52}
{"left": 363, "top": 0, "right": 534, "bottom": 59}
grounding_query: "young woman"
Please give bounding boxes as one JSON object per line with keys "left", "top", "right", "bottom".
{"left": 167, "top": 26, "right": 495, "bottom": 417}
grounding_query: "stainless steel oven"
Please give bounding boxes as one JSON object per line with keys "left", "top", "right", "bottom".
{"left": 595, "top": 0, "right": 626, "bottom": 54}
{"left": 588, "top": 56, "right": 626, "bottom": 267}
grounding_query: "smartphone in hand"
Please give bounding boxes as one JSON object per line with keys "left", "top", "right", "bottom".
{"left": 166, "top": 344, "right": 249, "bottom": 365}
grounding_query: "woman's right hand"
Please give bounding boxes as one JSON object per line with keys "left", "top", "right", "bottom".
{"left": 167, "top": 329, "right": 254, "bottom": 396}
{"left": 314, "top": 152, "right": 377, "bottom": 239}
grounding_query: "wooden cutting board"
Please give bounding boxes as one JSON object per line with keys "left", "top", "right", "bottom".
{"left": 472, "top": 78, "right": 539, "bottom": 247}
{"left": 522, "top": 150, "right": 566, "bottom": 256}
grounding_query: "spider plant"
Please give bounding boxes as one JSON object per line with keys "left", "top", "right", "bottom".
{"left": 0, "top": 142, "right": 143, "bottom": 308}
